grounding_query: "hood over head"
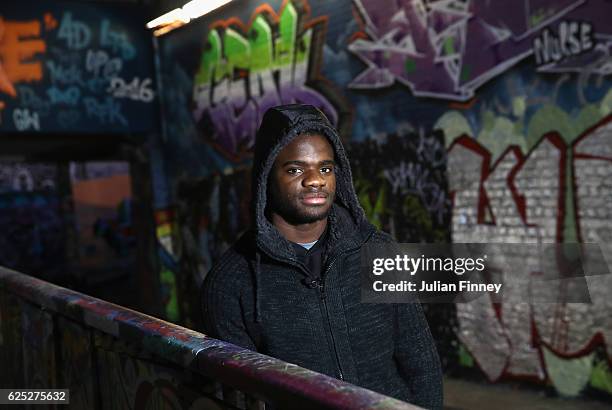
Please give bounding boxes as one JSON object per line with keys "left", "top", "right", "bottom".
{"left": 251, "top": 104, "right": 367, "bottom": 254}
{"left": 246, "top": 104, "right": 372, "bottom": 322}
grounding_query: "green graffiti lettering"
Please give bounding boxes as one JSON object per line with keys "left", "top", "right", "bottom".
{"left": 195, "top": 30, "right": 222, "bottom": 85}
{"left": 194, "top": 1, "right": 313, "bottom": 90}
{"left": 191, "top": 0, "right": 342, "bottom": 159}
{"left": 224, "top": 28, "right": 251, "bottom": 73}
{"left": 249, "top": 16, "right": 273, "bottom": 72}
{"left": 276, "top": 2, "right": 297, "bottom": 69}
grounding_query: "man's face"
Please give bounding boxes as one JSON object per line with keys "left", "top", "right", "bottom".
{"left": 268, "top": 134, "right": 336, "bottom": 225}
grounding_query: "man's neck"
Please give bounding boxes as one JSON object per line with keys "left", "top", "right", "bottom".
{"left": 270, "top": 214, "right": 328, "bottom": 244}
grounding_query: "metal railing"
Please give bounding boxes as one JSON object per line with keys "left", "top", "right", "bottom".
{"left": 0, "top": 266, "right": 419, "bottom": 409}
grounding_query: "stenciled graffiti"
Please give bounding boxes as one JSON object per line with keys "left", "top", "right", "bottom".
{"left": 193, "top": 0, "right": 348, "bottom": 161}
{"left": 348, "top": 0, "right": 612, "bottom": 100}
{"left": 447, "top": 115, "right": 612, "bottom": 396}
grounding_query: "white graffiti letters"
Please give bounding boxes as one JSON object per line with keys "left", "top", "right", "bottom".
{"left": 13, "top": 108, "right": 40, "bottom": 131}
{"left": 107, "top": 77, "right": 154, "bottom": 102}
{"left": 83, "top": 96, "right": 127, "bottom": 126}
{"left": 85, "top": 49, "right": 123, "bottom": 79}
{"left": 534, "top": 21, "right": 594, "bottom": 66}
{"left": 58, "top": 12, "right": 91, "bottom": 50}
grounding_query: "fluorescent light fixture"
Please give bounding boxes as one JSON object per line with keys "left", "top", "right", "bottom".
{"left": 146, "top": 8, "right": 189, "bottom": 29}
{"left": 183, "top": 0, "right": 234, "bottom": 19}
{"left": 146, "top": 0, "right": 235, "bottom": 36}
{"left": 153, "top": 24, "right": 183, "bottom": 37}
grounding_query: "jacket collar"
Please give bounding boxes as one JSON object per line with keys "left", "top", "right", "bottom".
{"left": 255, "top": 203, "right": 375, "bottom": 268}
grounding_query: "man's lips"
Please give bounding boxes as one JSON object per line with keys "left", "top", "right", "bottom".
{"left": 300, "top": 192, "right": 329, "bottom": 205}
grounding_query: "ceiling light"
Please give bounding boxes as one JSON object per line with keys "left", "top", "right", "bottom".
{"left": 146, "top": 8, "right": 190, "bottom": 29}
{"left": 146, "top": 0, "right": 236, "bottom": 36}
{"left": 182, "top": 0, "right": 234, "bottom": 20}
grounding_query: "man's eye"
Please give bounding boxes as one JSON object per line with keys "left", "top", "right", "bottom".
{"left": 287, "top": 168, "right": 302, "bottom": 175}
{"left": 321, "top": 167, "right": 333, "bottom": 173}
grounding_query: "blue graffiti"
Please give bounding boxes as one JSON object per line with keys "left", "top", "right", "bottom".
{"left": 57, "top": 12, "right": 91, "bottom": 50}
{"left": 46, "top": 61, "right": 85, "bottom": 86}
{"left": 47, "top": 86, "right": 81, "bottom": 106}
{"left": 100, "top": 20, "right": 135, "bottom": 60}
{"left": 85, "top": 49, "right": 123, "bottom": 79}
{"left": 83, "top": 96, "right": 127, "bottom": 126}
{"left": 16, "top": 86, "right": 51, "bottom": 116}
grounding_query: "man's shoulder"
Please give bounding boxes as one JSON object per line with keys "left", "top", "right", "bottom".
{"left": 366, "top": 229, "right": 396, "bottom": 245}
{"left": 203, "top": 232, "right": 254, "bottom": 289}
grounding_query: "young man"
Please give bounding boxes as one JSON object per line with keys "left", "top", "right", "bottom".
{"left": 202, "top": 104, "right": 442, "bottom": 408}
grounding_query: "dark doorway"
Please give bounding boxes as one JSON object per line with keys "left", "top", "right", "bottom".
{"left": 0, "top": 134, "right": 160, "bottom": 314}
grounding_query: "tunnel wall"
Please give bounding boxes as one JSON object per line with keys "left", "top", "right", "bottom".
{"left": 152, "top": 0, "right": 612, "bottom": 401}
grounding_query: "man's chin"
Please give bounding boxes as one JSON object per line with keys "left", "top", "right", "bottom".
{"left": 287, "top": 206, "right": 331, "bottom": 225}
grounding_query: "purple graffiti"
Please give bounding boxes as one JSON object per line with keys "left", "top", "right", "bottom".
{"left": 349, "top": 0, "right": 612, "bottom": 100}
{"left": 199, "top": 85, "right": 338, "bottom": 161}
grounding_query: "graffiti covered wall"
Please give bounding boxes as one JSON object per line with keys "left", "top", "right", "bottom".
{"left": 348, "top": 0, "right": 611, "bottom": 101}
{"left": 0, "top": 0, "right": 156, "bottom": 133}
{"left": 155, "top": 0, "right": 612, "bottom": 401}
{"left": 0, "top": 163, "right": 65, "bottom": 278}
{"left": 448, "top": 117, "right": 612, "bottom": 396}
{"left": 192, "top": 0, "right": 351, "bottom": 161}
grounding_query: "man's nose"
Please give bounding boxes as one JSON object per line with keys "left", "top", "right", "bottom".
{"left": 303, "top": 169, "right": 326, "bottom": 188}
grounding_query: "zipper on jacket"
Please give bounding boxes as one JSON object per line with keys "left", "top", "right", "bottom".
{"left": 316, "top": 242, "right": 372, "bottom": 382}
{"left": 262, "top": 229, "right": 376, "bottom": 382}
{"left": 318, "top": 258, "right": 345, "bottom": 381}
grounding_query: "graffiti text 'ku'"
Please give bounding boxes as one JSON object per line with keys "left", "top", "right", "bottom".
{"left": 193, "top": 0, "right": 338, "bottom": 161}
{"left": 448, "top": 116, "right": 612, "bottom": 394}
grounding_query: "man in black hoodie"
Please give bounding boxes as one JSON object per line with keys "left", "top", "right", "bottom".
{"left": 202, "top": 104, "right": 442, "bottom": 409}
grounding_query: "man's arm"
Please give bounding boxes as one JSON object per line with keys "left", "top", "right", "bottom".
{"left": 366, "top": 229, "right": 443, "bottom": 408}
{"left": 201, "top": 267, "right": 258, "bottom": 351}
{"left": 394, "top": 302, "right": 443, "bottom": 410}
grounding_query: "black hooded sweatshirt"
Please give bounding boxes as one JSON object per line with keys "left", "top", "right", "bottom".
{"left": 202, "top": 104, "right": 442, "bottom": 409}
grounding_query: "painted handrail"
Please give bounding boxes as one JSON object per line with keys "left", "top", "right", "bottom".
{"left": 0, "top": 266, "right": 420, "bottom": 409}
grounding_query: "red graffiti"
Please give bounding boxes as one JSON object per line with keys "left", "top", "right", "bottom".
{"left": 44, "top": 12, "right": 57, "bottom": 31}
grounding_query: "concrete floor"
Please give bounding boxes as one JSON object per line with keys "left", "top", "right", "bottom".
{"left": 443, "top": 378, "right": 611, "bottom": 410}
